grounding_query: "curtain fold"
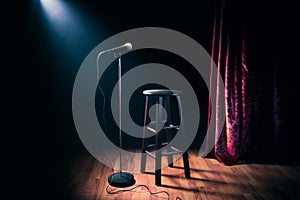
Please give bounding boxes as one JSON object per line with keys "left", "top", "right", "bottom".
{"left": 206, "top": 0, "right": 294, "bottom": 165}
{"left": 212, "top": 0, "right": 253, "bottom": 164}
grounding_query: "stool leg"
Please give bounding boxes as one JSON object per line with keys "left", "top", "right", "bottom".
{"left": 176, "top": 96, "right": 191, "bottom": 179}
{"left": 165, "top": 96, "right": 173, "bottom": 167}
{"left": 155, "top": 96, "right": 163, "bottom": 186}
{"left": 183, "top": 151, "right": 191, "bottom": 179}
{"left": 155, "top": 129, "right": 162, "bottom": 186}
{"left": 141, "top": 96, "right": 149, "bottom": 173}
{"left": 155, "top": 151, "right": 162, "bottom": 186}
{"left": 167, "top": 150, "right": 173, "bottom": 167}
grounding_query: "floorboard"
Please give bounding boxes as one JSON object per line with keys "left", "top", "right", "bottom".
{"left": 56, "top": 150, "right": 300, "bottom": 200}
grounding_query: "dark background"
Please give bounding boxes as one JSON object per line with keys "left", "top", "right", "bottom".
{"left": 13, "top": 1, "right": 214, "bottom": 199}
{"left": 7, "top": 0, "right": 299, "bottom": 199}
{"left": 22, "top": 0, "right": 214, "bottom": 156}
{"left": 17, "top": 0, "right": 215, "bottom": 163}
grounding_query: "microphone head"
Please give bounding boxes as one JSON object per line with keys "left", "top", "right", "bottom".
{"left": 124, "top": 43, "right": 132, "bottom": 50}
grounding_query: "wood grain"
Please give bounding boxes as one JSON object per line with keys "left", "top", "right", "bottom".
{"left": 61, "top": 151, "right": 300, "bottom": 200}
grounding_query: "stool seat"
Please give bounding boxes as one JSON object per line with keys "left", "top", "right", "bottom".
{"left": 140, "top": 89, "right": 190, "bottom": 186}
{"left": 143, "top": 89, "right": 181, "bottom": 96}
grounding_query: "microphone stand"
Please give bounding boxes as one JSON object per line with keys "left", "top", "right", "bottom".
{"left": 107, "top": 53, "right": 135, "bottom": 187}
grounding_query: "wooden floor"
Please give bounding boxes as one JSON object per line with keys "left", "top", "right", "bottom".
{"left": 63, "top": 150, "right": 300, "bottom": 200}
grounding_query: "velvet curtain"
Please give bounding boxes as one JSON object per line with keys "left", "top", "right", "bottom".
{"left": 207, "top": 0, "right": 298, "bottom": 165}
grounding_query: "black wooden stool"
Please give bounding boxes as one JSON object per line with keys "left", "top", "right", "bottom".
{"left": 140, "top": 89, "right": 190, "bottom": 186}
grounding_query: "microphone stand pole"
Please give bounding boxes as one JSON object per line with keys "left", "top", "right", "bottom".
{"left": 107, "top": 54, "right": 135, "bottom": 187}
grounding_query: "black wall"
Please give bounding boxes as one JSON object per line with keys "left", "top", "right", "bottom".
{"left": 13, "top": 1, "right": 213, "bottom": 199}
{"left": 20, "top": 0, "right": 214, "bottom": 161}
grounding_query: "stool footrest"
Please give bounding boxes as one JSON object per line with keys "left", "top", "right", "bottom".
{"left": 162, "top": 150, "right": 184, "bottom": 156}
{"left": 163, "top": 125, "right": 180, "bottom": 130}
{"left": 145, "top": 151, "right": 156, "bottom": 159}
{"left": 146, "top": 126, "right": 156, "bottom": 133}
{"left": 146, "top": 142, "right": 168, "bottom": 149}
{"left": 145, "top": 147, "right": 184, "bottom": 159}
{"left": 146, "top": 124, "right": 180, "bottom": 133}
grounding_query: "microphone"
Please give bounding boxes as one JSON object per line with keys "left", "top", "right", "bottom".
{"left": 105, "top": 43, "right": 132, "bottom": 53}
{"left": 97, "top": 42, "right": 132, "bottom": 80}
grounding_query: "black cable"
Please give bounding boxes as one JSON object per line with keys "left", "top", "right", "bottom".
{"left": 104, "top": 153, "right": 171, "bottom": 200}
{"left": 106, "top": 184, "right": 170, "bottom": 200}
{"left": 96, "top": 52, "right": 109, "bottom": 136}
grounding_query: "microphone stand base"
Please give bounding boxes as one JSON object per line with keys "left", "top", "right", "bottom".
{"left": 108, "top": 172, "right": 136, "bottom": 187}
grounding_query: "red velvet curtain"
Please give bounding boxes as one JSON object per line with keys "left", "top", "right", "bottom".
{"left": 207, "top": 0, "right": 298, "bottom": 165}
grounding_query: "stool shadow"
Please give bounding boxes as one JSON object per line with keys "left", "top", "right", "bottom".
{"left": 143, "top": 171, "right": 236, "bottom": 185}
{"left": 160, "top": 184, "right": 244, "bottom": 199}
{"left": 169, "top": 165, "right": 239, "bottom": 177}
